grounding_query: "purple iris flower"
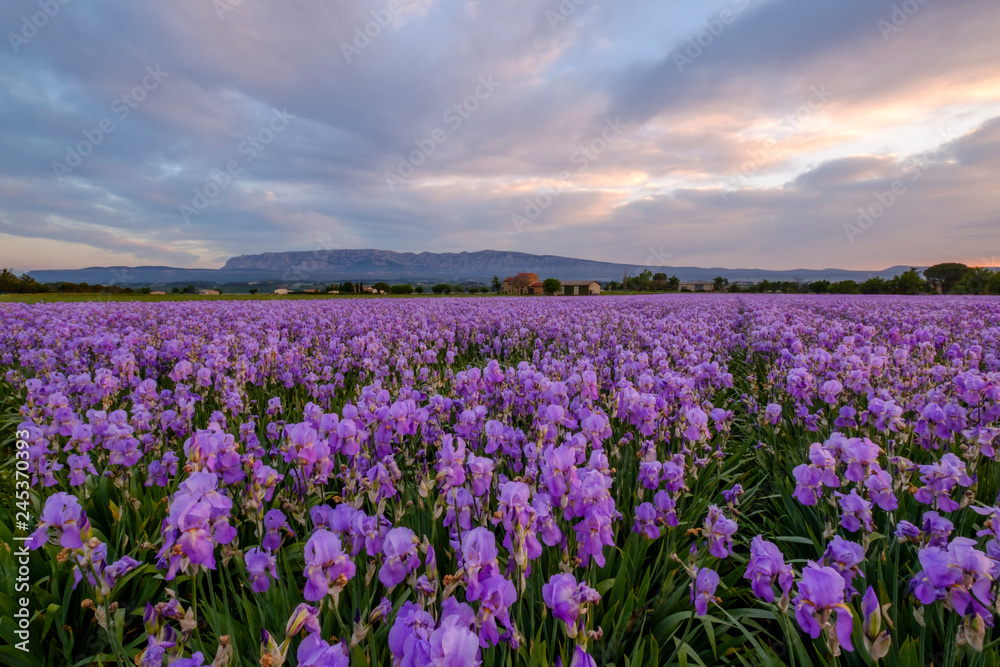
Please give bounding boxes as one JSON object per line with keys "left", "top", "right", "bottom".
{"left": 476, "top": 575, "right": 517, "bottom": 647}
{"left": 703, "top": 505, "right": 737, "bottom": 558}
{"left": 303, "top": 529, "right": 356, "bottom": 602}
{"left": 843, "top": 437, "right": 880, "bottom": 482}
{"left": 633, "top": 502, "right": 659, "bottom": 539}
{"left": 542, "top": 573, "right": 600, "bottom": 637}
{"left": 262, "top": 509, "right": 293, "bottom": 551}
{"left": 690, "top": 567, "right": 720, "bottom": 616}
{"left": 820, "top": 536, "right": 866, "bottom": 597}
{"left": 102, "top": 555, "right": 141, "bottom": 592}
{"left": 895, "top": 520, "right": 921, "bottom": 543}
{"left": 436, "top": 435, "right": 466, "bottom": 491}
{"left": 461, "top": 527, "right": 501, "bottom": 602}
{"left": 765, "top": 403, "right": 783, "bottom": 426}
{"left": 721, "top": 484, "right": 744, "bottom": 505}
{"left": 285, "top": 603, "right": 322, "bottom": 637}
{"left": 379, "top": 527, "right": 420, "bottom": 589}
{"left": 27, "top": 492, "right": 90, "bottom": 550}
{"left": 244, "top": 547, "right": 277, "bottom": 593}
{"left": 971, "top": 505, "right": 1000, "bottom": 541}
{"left": 67, "top": 454, "right": 97, "bottom": 486}
{"left": 173, "top": 652, "right": 209, "bottom": 667}
{"left": 637, "top": 461, "right": 662, "bottom": 490}
{"left": 389, "top": 600, "right": 481, "bottom": 667}
{"left": 793, "top": 564, "right": 854, "bottom": 654}
{"left": 920, "top": 511, "right": 954, "bottom": 548}
{"left": 653, "top": 491, "right": 679, "bottom": 527}
{"left": 744, "top": 535, "right": 794, "bottom": 604}
{"left": 836, "top": 490, "right": 874, "bottom": 533}
{"left": 428, "top": 613, "right": 482, "bottom": 666}
{"left": 860, "top": 586, "right": 891, "bottom": 659}
{"left": 660, "top": 461, "right": 686, "bottom": 493}
{"left": 913, "top": 453, "right": 973, "bottom": 512}
{"left": 296, "top": 634, "right": 349, "bottom": 667}
{"left": 819, "top": 380, "right": 843, "bottom": 404}
{"left": 467, "top": 454, "right": 494, "bottom": 497}
{"left": 912, "top": 537, "right": 994, "bottom": 623}
{"left": 567, "top": 646, "right": 598, "bottom": 667}
{"left": 864, "top": 463, "right": 897, "bottom": 511}
{"left": 792, "top": 447, "right": 840, "bottom": 506}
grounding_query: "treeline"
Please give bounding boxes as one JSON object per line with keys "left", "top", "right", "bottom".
{"left": 607, "top": 271, "right": 682, "bottom": 291}
{"left": 0, "top": 269, "right": 152, "bottom": 294}
{"left": 736, "top": 264, "right": 1000, "bottom": 295}
{"left": 327, "top": 282, "right": 495, "bottom": 295}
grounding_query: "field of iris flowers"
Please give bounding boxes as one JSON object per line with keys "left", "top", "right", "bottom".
{"left": 1, "top": 295, "right": 999, "bottom": 667}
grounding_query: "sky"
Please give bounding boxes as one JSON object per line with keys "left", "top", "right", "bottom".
{"left": 1, "top": 0, "right": 999, "bottom": 272}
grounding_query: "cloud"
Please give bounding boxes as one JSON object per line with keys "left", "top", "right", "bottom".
{"left": 0, "top": 0, "right": 999, "bottom": 271}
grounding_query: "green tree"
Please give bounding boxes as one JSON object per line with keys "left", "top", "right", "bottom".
{"left": 432, "top": 283, "right": 451, "bottom": 294}
{"left": 923, "top": 263, "right": 970, "bottom": 294}
{"left": 542, "top": 278, "right": 562, "bottom": 295}
{"left": 414, "top": 285, "right": 424, "bottom": 294}
{"left": 828, "top": 280, "right": 859, "bottom": 294}
{"left": 390, "top": 284, "right": 414, "bottom": 294}
{"left": 952, "top": 267, "right": 996, "bottom": 295}
{"left": 808, "top": 280, "right": 831, "bottom": 293}
{"left": 249, "top": 288, "right": 258, "bottom": 295}
{"left": 0, "top": 268, "right": 19, "bottom": 292}
{"left": 372, "top": 282, "right": 391, "bottom": 293}
{"left": 860, "top": 277, "right": 889, "bottom": 294}
{"left": 888, "top": 269, "right": 926, "bottom": 295}
{"left": 668, "top": 276, "right": 679, "bottom": 291}
{"left": 491, "top": 275, "right": 502, "bottom": 294}
{"left": 712, "top": 276, "right": 729, "bottom": 292}
{"left": 989, "top": 271, "right": 1000, "bottom": 295}
{"left": 635, "top": 269, "right": 653, "bottom": 291}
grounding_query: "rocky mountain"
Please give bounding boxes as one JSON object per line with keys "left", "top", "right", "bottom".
{"left": 26, "top": 249, "right": 919, "bottom": 285}
{"left": 220, "top": 248, "right": 912, "bottom": 283}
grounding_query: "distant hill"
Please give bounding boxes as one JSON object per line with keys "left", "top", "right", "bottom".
{"left": 26, "top": 249, "right": 921, "bottom": 285}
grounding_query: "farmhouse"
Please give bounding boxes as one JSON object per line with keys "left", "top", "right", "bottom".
{"left": 198, "top": 289, "right": 220, "bottom": 295}
{"left": 678, "top": 281, "right": 714, "bottom": 292}
{"left": 560, "top": 280, "right": 601, "bottom": 296}
{"left": 274, "top": 289, "right": 289, "bottom": 295}
{"left": 502, "top": 272, "right": 540, "bottom": 295}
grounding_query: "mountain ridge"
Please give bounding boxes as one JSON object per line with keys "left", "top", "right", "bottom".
{"left": 25, "top": 249, "right": 924, "bottom": 285}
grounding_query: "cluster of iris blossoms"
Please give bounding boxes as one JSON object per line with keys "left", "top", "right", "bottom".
{"left": 4, "top": 296, "right": 1000, "bottom": 664}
